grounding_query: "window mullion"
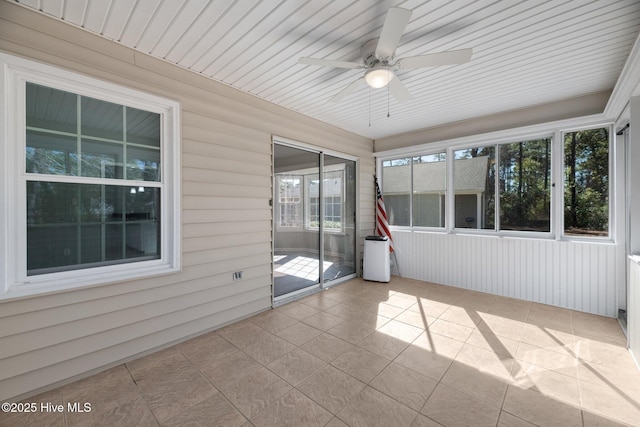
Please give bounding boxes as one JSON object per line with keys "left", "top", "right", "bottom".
{"left": 554, "top": 130, "right": 563, "bottom": 240}
{"left": 495, "top": 144, "right": 501, "bottom": 231}
{"left": 409, "top": 158, "right": 414, "bottom": 227}
{"left": 123, "top": 106, "right": 127, "bottom": 181}
{"left": 101, "top": 183, "right": 106, "bottom": 262}
{"left": 76, "top": 94, "right": 82, "bottom": 176}
{"left": 319, "top": 153, "right": 324, "bottom": 285}
{"left": 446, "top": 147, "right": 454, "bottom": 232}
{"left": 609, "top": 126, "right": 615, "bottom": 239}
{"left": 24, "top": 173, "right": 162, "bottom": 188}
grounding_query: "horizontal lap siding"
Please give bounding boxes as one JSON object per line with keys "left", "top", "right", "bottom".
{"left": 0, "top": 2, "right": 373, "bottom": 400}
{"left": 394, "top": 231, "right": 620, "bottom": 317}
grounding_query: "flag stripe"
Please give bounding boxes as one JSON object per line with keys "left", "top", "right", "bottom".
{"left": 375, "top": 176, "right": 394, "bottom": 252}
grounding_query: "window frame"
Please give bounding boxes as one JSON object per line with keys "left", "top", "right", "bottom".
{"left": 0, "top": 53, "right": 181, "bottom": 300}
{"left": 305, "top": 169, "right": 345, "bottom": 233}
{"left": 275, "top": 174, "right": 303, "bottom": 231}
{"left": 495, "top": 137, "right": 553, "bottom": 236}
{"left": 376, "top": 120, "right": 614, "bottom": 243}
{"left": 560, "top": 124, "right": 613, "bottom": 240}
{"left": 381, "top": 153, "right": 448, "bottom": 231}
{"left": 411, "top": 153, "right": 448, "bottom": 230}
{"left": 274, "top": 165, "right": 346, "bottom": 234}
{"left": 380, "top": 158, "right": 413, "bottom": 228}
{"left": 452, "top": 146, "right": 497, "bottom": 231}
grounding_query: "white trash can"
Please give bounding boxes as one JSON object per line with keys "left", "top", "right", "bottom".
{"left": 363, "top": 236, "right": 390, "bottom": 282}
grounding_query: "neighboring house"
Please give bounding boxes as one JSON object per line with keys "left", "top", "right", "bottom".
{"left": 382, "top": 157, "right": 490, "bottom": 228}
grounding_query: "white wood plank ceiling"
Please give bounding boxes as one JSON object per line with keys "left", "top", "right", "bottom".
{"left": 12, "top": 0, "right": 640, "bottom": 140}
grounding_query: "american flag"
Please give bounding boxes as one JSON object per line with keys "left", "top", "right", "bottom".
{"left": 375, "top": 176, "right": 394, "bottom": 253}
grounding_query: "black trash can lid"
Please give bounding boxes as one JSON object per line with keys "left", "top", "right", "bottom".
{"left": 365, "top": 235, "right": 388, "bottom": 241}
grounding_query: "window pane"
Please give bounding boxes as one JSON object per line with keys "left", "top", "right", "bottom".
{"left": 26, "top": 83, "right": 77, "bottom": 133}
{"left": 309, "top": 196, "right": 319, "bottom": 227}
{"left": 26, "top": 84, "right": 162, "bottom": 182}
{"left": 381, "top": 158, "right": 411, "bottom": 226}
{"left": 307, "top": 176, "right": 320, "bottom": 228}
{"left": 81, "top": 96, "right": 124, "bottom": 140}
{"left": 26, "top": 130, "right": 78, "bottom": 175}
{"left": 413, "top": 154, "right": 446, "bottom": 227}
{"left": 80, "top": 224, "right": 103, "bottom": 264}
{"left": 499, "top": 139, "right": 551, "bottom": 232}
{"left": 27, "top": 182, "right": 160, "bottom": 275}
{"left": 81, "top": 139, "right": 123, "bottom": 178}
{"left": 454, "top": 147, "right": 496, "bottom": 229}
{"left": 564, "top": 128, "right": 609, "bottom": 236}
{"left": 323, "top": 171, "right": 342, "bottom": 230}
{"left": 277, "top": 176, "right": 301, "bottom": 227}
{"left": 126, "top": 146, "right": 161, "bottom": 181}
{"left": 127, "top": 107, "right": 160, "bottom": 147}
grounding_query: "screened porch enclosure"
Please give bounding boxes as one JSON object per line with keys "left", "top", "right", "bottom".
{"left": 273, "top": 144, "right": 356, "bottom": 298}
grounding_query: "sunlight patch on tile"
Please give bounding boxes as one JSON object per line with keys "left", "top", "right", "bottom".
{"left": 275, "top": 256, "right": 333, "bottom": 280}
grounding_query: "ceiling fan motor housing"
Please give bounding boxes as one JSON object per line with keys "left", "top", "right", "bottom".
{"left": 362, "top": 38, "right": 392, "bottom": 67}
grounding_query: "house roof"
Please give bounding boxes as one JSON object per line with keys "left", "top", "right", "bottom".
{"left": 383, "top": 156, "right": 489, "bottom": 194}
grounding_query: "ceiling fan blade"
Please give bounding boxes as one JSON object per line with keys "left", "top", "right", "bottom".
{"left": 299, "top": 57, "right": 363, "bottom": 69}
{"left": 328, "top": 78, "right": 364, "bottom": 103}
{"left": 376, "top": 7, "right": 412, "bottom": 59}
{"left": 388, "top": 77, "right": 412, "bottom": 103}
{"left": 397, "top": 48, "right": 473, "bottom": 69}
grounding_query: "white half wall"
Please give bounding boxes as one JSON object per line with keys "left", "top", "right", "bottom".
{"left": 393, "top": 231, "right": 621, "bottom": 317}
{"left": 629, "top": 256, "right": 640, "bottom": 367}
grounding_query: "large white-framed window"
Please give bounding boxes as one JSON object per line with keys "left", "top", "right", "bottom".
{"left": 377, "top": 120, "right": 613, "bottom": 242}
{"left": 0, "top": 53, "right": 181, "bottom": 300}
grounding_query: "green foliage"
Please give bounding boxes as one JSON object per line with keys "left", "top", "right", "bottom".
{"left": 308, "top": 220, "right": 342, "bottom": 230}
{"left": 564, "top": 128, "right": 609, "bottom": 235}
{"left": 499, "top": 139, "right": 551, "bottom": 231}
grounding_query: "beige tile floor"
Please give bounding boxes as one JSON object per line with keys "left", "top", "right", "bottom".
{"left": 3, "top": 276, "right": 640, "bottom": 426}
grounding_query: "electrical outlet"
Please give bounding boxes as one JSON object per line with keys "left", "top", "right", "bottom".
{"left": 233, "top": 271, "right": 243, "bottom": 280}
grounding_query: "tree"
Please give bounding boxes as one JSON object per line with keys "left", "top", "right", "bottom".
{"left": 499, "top": 139, "right": 551, "bottom": 231}
{"left": 564, "top": 128, "right": 609, "bottom": 235}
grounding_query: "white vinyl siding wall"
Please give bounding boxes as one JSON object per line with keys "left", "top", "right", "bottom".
{"left": 0, "top": 2, "right": 373, "bottom": 401}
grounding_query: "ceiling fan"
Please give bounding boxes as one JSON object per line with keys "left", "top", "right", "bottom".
{"left": 299, "top": 7, "right": 473, "bottom": 103}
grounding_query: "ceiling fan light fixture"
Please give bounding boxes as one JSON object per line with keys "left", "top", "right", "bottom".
{"left": 364, "top": 66, "right": 394, "bottom": 88}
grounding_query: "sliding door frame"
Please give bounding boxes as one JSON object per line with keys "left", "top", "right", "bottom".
{"left": 272, "top": 136, "right": 358, "bottom": 306}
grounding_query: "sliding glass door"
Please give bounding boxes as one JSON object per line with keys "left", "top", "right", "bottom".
{"left": 273, "top": 144, "right": 320, "bottom": 297}
{"left": 273, "top": 143, "right": 356, "bottom": 300}
{"left": 322, "top": 154, "right": 356, "bottom": 283}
